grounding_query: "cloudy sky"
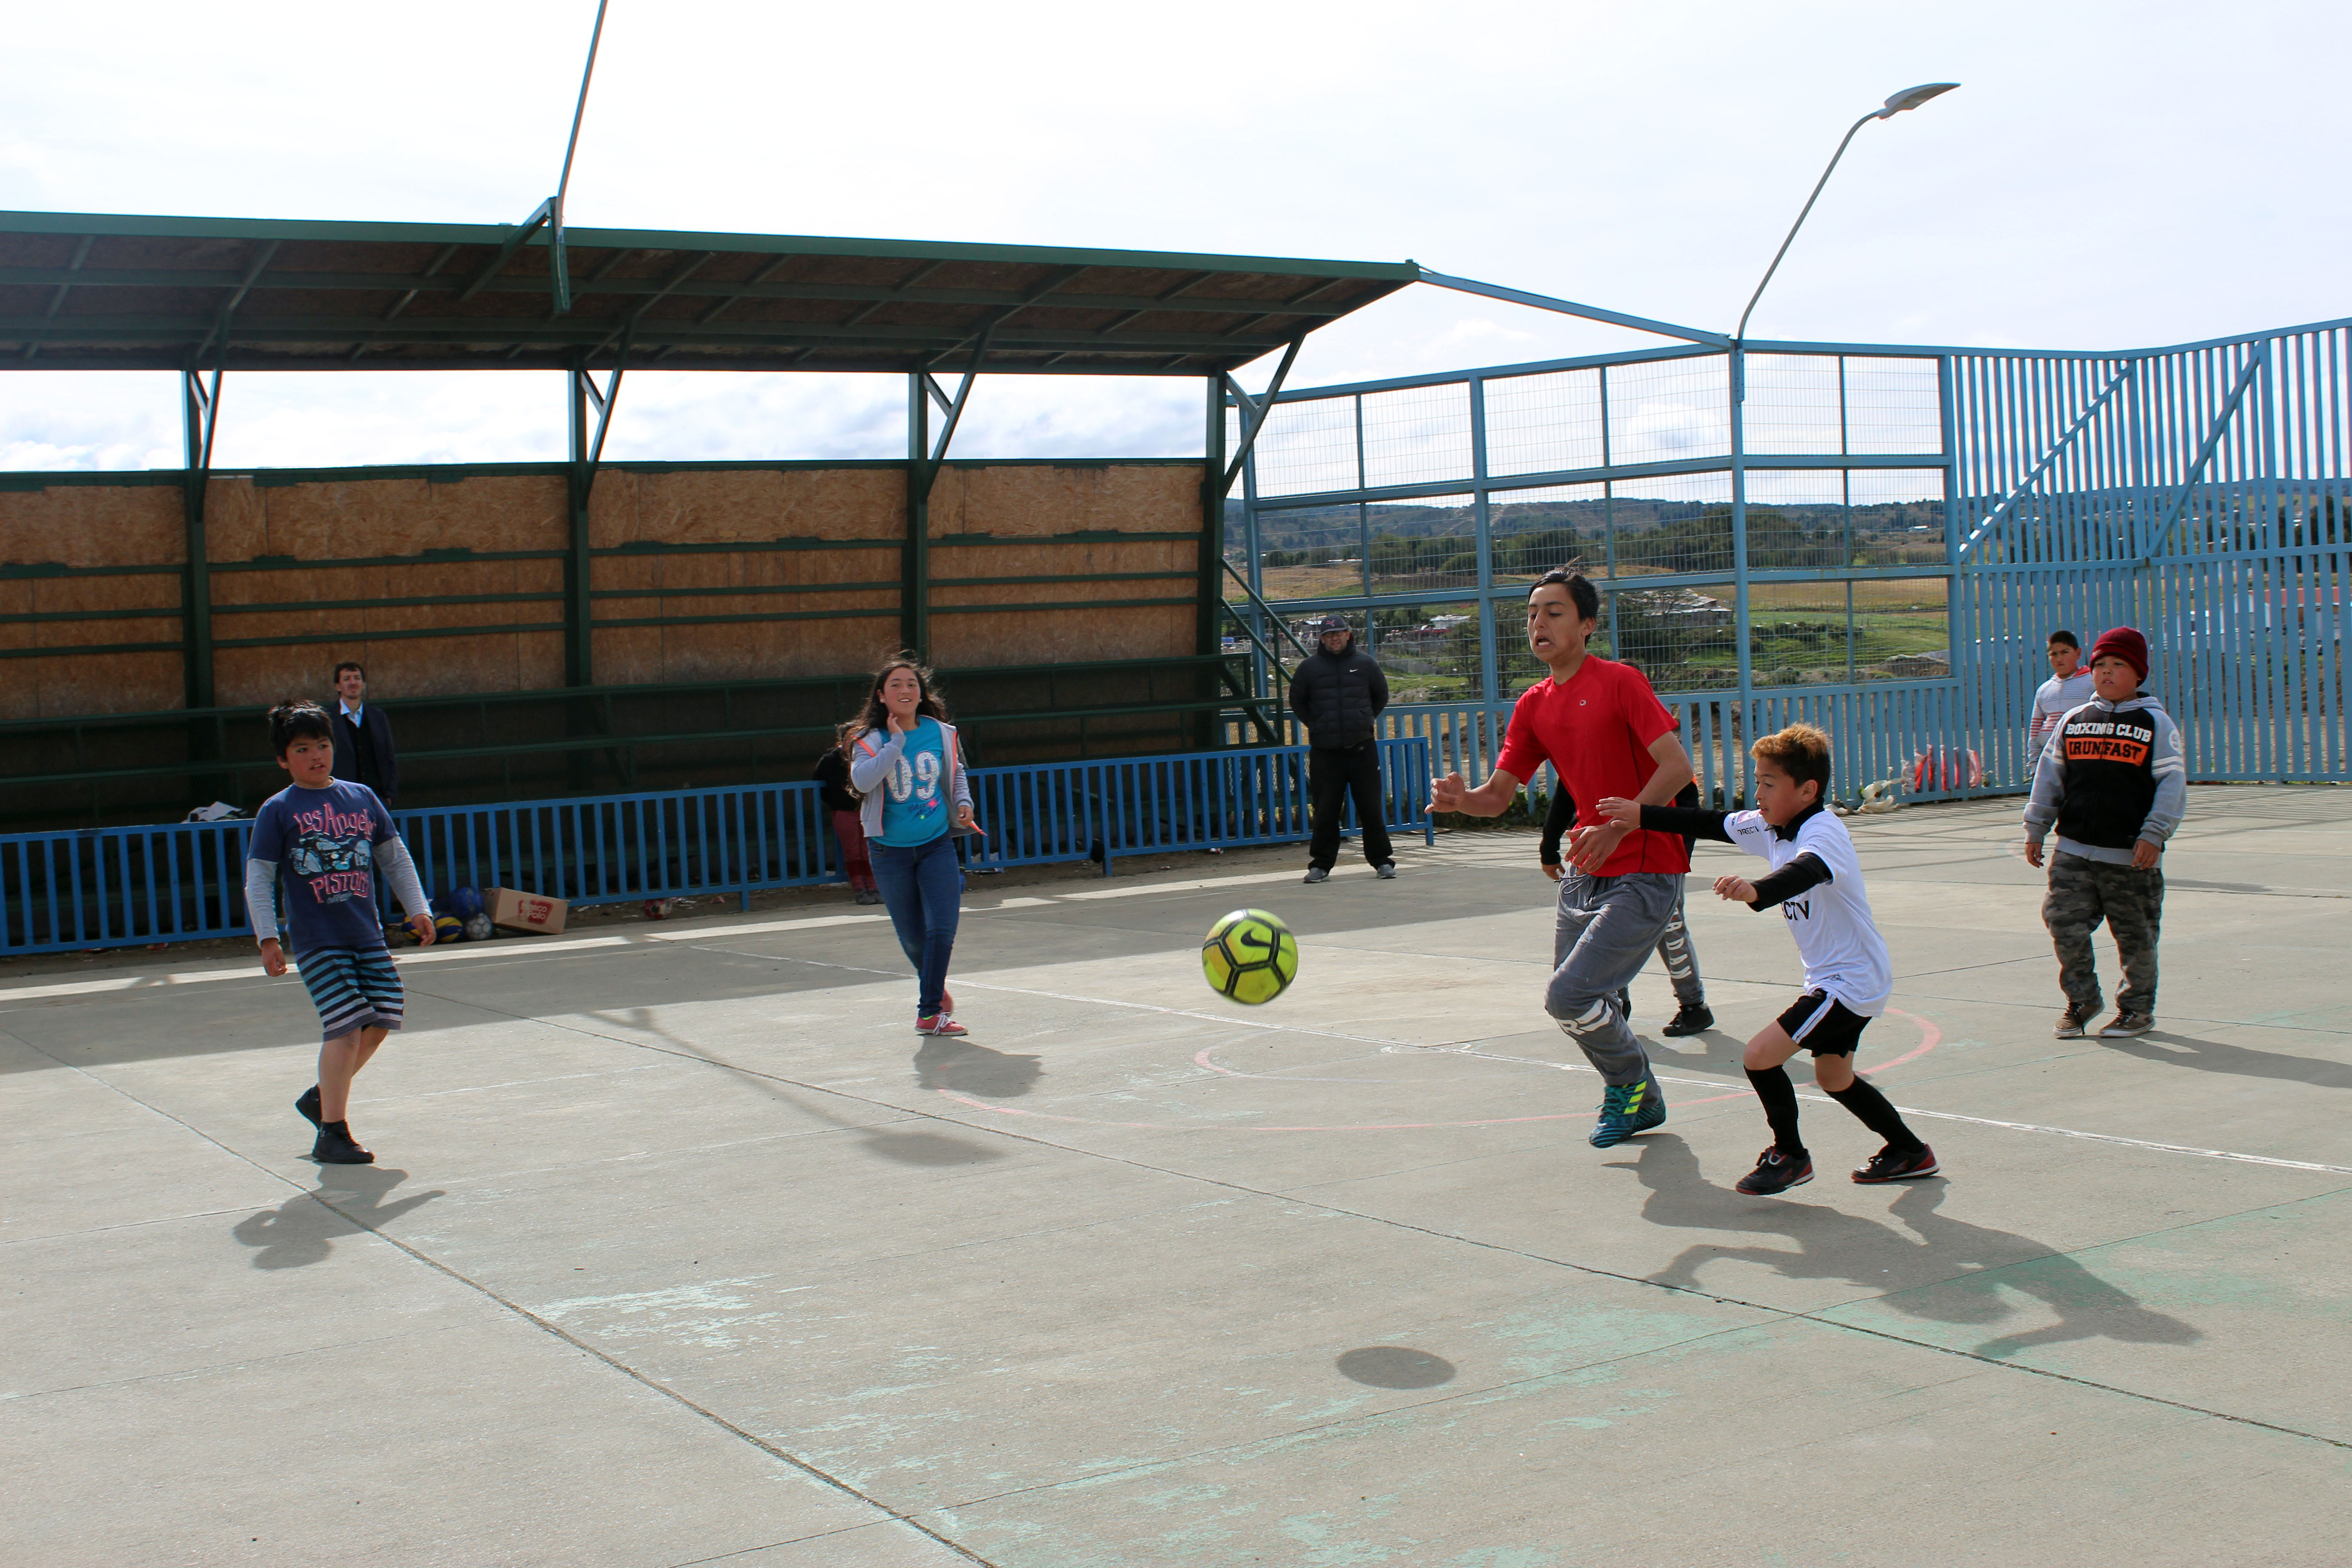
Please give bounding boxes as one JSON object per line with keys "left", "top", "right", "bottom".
{"left": 2, "top": 0, "right": 2345, "bottom": 474}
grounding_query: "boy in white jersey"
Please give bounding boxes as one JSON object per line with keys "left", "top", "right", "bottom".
{"left": 1594, "top": 722, "right": 1937, "bottom": 1196}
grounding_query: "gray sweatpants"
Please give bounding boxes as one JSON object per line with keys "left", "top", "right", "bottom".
{"left": 1545, "top": 870, "right": 1683, "bottom": 1088}
{"left": 1656, "top": 885, "right": 1704, "bottom": 1006}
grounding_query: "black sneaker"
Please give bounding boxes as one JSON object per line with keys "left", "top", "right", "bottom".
{"left": 1735, "top": 1147, "right": 1813, "bottom": 1195}
{"left": 1853, "top": 1143, "right": 1940, "bottom": 1183}
{"left": 1661, "top": 1003, "right": 1714, "bottom": 1037}
{"left": 312, "top": 1123, "right": 375, "bottom": 1165}
{"left": 295, "top": 1085, "right": 322, "bottom": 1127}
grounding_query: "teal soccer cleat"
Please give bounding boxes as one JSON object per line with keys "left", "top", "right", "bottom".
{"left": 1588, "top": 1079, "right": 1666, "bottom": 1147}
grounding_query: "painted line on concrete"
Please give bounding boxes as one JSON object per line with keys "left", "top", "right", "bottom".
{"left": 934, "top": 980, "right": 2352, "bottom": 1176}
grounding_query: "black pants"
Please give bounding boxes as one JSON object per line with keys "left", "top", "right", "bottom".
{"left": 1308, "top": 742, "right": 1392, "bottom": 871}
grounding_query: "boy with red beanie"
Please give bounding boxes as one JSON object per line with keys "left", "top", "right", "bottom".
{"left": 2022, "top": 626, "right": 2185, "bottom": 1039}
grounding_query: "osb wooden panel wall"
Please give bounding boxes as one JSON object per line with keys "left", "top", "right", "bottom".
{"left": 0, "top": 480, "right": 185, "bottom": 719}
{"left": 926, "top": 463, "right": 1204, "bottom": 668}
{"left": 206, "top": 473, "right": 570, "bottom": 708}
{"left": 1, "top": 460, "right": 1206, "bottom": 722}
{"left": 589, "top": 466, "right": 906, "bottom": 685}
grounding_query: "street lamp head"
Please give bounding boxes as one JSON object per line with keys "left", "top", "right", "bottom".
{"left": 1879, "top": 82, "right": 1959, "bottom": 118}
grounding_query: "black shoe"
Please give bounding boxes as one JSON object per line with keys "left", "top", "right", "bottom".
{"left": 312, "top": 1122, "right": 375, "bottom": 1165}
{"left": 1660, "top": 1003, "right": 1714, "bottom": 1037}
{"left": 1853, "top": 1143, "right": 1940, "bottom": 1183}
{"left": 296, "top": 1085, "right": 322, "bottom": 1127}
{"left": 1735, "top": 1147, "right": 1813, "bottom": 1195}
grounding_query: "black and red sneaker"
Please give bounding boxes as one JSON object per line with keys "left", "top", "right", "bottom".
{"left": 1735, "top": 1147, "right": 1813, "bottom": 1195}
{"left": 1852, "top": 1143, "right": 1939, "bottom": 1183}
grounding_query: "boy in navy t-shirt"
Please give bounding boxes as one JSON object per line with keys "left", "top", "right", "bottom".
{"left": 245, "top": 701, "right": 435, "bottom": 1164}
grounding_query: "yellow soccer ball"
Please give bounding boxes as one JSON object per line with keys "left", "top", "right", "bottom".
{"left": 1201, "top": 908, "right": 1299, "bottom": 1006}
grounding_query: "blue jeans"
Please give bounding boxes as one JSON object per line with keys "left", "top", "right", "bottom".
{"left": 870, "top": 833, "right": 962, "bottom": 1017}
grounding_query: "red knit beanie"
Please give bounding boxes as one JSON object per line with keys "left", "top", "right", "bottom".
{"left": 2089, "top": 626, "right": 2149, "bottom": 682}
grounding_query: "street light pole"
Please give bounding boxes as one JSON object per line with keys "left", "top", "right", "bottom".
{"left": 1723, "top": 81, "right": 1955, "bottom": 778}
{"left": 1733, "top": 81, "right": 1960, "bottom": 357}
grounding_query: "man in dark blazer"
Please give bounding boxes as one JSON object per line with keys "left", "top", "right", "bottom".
{"left": 328, "top": 661, "right": 401, "bottom": 807}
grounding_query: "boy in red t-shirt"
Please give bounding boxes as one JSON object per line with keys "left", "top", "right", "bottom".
{"left": 1431, "top": 569, "right": 1697, "bottom": 1148}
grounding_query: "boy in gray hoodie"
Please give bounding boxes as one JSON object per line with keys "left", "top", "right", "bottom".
{"left": 2022, "top": 626, "right": 2185, "bottom": 1039}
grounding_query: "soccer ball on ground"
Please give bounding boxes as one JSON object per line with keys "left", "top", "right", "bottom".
{"left": 1201, "top": 908, "right": 1299, "bottom": 1005}
{"left": 462, "top": 912, "right": 493, "bottom": 942}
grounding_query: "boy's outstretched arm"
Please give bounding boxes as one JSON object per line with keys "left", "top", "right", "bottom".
{"left": 1566, "top": 733, "right": 1696, "bottom": 872}
{"left": 1430, "top": 765, "right": 1524, "bottom": 818}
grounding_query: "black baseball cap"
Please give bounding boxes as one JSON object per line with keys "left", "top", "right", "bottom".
{"left": 1315, "top": 615, "right": 1348, "bottom": 633}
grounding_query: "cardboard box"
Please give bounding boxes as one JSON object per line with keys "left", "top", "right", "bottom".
{"left": 485, "top": 887, "right": 568, "bottom": 936}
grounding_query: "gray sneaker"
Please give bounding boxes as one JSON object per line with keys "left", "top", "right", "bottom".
{"left": 1376, "top": 861, "right": 1397, "bottom": 879}
{"left": 2054, "top": 1003, "right": 2099, "bottom": 1039}
{"left": 1303, "top": 867, "right": 1330, "bottom": 884}
{"left": 2099, "top": 1011, "right": 2155, "bottom": 1038}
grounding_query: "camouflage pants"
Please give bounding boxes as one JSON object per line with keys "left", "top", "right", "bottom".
{"left": 2043, "top": 851, "right": 2163, "bottom": 1015}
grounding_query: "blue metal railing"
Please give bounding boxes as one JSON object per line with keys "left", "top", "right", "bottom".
{"left": 0, "top": 738, "right": 1433, "bottom": 957}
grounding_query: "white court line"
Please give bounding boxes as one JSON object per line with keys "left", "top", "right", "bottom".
{"left": 14, "top": 898, "right": 2349, "bottom": 1181}
{"left": 0, "top": 913, "right": 893, "bottom": 1004}
{"left": 1397, "top": 1044, "right": 2352, "bottom": 1177}
{"left": 0, "top": 857, "right": 1399, "bottom": 1005}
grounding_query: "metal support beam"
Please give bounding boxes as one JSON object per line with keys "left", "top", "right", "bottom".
{"left": 1727, "top": 346, "right": 1754, "bottom": 798}
{"left": 588, "top": 251, "right": 714, "bottom": 360}
{"left": 1220, "top": 335, "right": 1305, "bottom": 494}
{"left": 22, "top": 234, "right": 91, "bottom": 361}
{"left": 1200, "top": 374, "right": 1228, "bottom": 740}
{"left": 563, "top": 348, "right": 631, "bottom": 686}
{"left": 1416, "top": 268, "right": 1731, "bottom": 348}
{"left": 179, "top": 361, "right": 223, "bottom": 710}
{"left": 903, "top": 369, "right": 932, "bottom": 656}
{"left": 919, "top": 324, "right": 995, "bottom": 483}
{"left": 1955, "top": 362, "right": 2137, "bottom": 562}
{"left": 2138, "top": 347, "right": 2267, "bottom": 564}
{"left": 174, "top": 237, "right": 277, "bottom": 712}
{"left": 460, "top": 199, "right": 555, "bottom": 304}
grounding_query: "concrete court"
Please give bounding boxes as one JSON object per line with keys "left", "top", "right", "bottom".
{"left": 5, "top": 786, "right": 2350, "bottom": 1568}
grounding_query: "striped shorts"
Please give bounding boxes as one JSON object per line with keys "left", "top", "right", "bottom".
{"left": 294, "top": 945, "right": 406, "bottom": 1044}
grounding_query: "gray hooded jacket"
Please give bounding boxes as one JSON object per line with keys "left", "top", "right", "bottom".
{"left": 2022, "top": 692, "right": 2186, "bottom": 865}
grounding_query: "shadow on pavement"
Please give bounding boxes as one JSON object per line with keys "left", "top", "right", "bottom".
{"left": 1624, "top": 1136, "right": 2200, "bottom": 1359}
{"left": 231, "top": 1166, "right": 443, "bottom": 1270}
{"left": 2107, "top": 1029, "right": 2352, "bottom": 1090}
{"left": 578, "top": 1006, "right": 1012, "bottom": 1168}
{"left": 1336, "top": 1346, "right": 1458, "bottom": 1388}
{"left": 915, "top": 1038, "right": 1044, "bottom": 1098}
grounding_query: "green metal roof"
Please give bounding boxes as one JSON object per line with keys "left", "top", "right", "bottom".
{"left": 0, "top": 210, "right": 1418, "bottom": 375}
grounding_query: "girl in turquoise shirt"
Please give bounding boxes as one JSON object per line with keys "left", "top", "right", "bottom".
{"left": 848, "top": 657, "right": 980, "bottom": 1035}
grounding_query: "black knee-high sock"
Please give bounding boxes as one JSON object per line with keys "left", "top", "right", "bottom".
{"left": 1745, "top": 1066, "right": 1805, "bottom": 1156}
{"left": 1827, "top": 1078, "right": 1924, "bottom": 1153}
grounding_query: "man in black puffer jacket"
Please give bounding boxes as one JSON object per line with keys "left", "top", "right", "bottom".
{"left": 1288, "top": 615, "right": 1394, "bottom": 883}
